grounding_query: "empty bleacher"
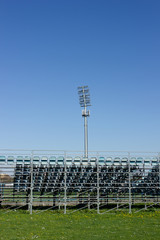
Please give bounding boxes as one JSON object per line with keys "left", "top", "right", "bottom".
{"left": 0, "top": 152, "right": 159, "bottom": 209}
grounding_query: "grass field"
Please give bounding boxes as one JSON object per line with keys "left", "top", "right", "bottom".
{"left": 0, "top": 210, "right": 160, "bottom": 240}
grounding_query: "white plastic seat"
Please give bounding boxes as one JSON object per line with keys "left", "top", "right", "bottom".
{"left": 90, "top": 157, "right": 96, "bottom": 166}
{"left": 121, "top": 157, "right": 128, "bottom": 166}
{"left": 99, "top": 157, "right": 105, "bottom": 166}
{"left": 130, "top": 157, "right": 136, "bottom": 165}
{"left": 74, "top": 156, "right": 81, "bottom": 166}
{"left": 41, "top": 156, "right": 48, "bottom": 165}
{"left": 106, "top": 157, "right": 112, "bottom": 166}
{"left": 66, "top": 157, "right": 73, "bottom": 166}
{"left": 0, "top": 156, "right": 6, "bottom": 164}
{"left": 136, "top": 157, "right": 143, "bottom": 167}
{"left": 114, "top": 157, "right": 121, "bottom": 166}
{"left": 16, "top": 156, "right": 23, "bottom": 164}
{"left": 24, "top": 156, "right": 31, "bottom": 165}
{"left": 82, "top": 157, "right": 88, "bottom": 166}
{"left": 57, "top": 156, "right": 64, "bottom": 166}
{"left": 49, "top": 156, "right": 56, "bottom": 165}
{"left": 151, "top": 157, "right": 158, "bottom": 166}
{"left": 144, "top": 157, "right": 151, "bottom": 168}
{"left": 7, "top": 156, "right": 14, "bottom": 164}
{"left": 33, "top": 156, "right": 40, "bottom": 165}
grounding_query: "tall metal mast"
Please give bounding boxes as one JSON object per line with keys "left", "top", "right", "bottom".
{"left": 78, "top": 86, "right": 91, "bottom": 158}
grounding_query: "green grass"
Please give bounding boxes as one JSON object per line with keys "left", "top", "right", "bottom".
{"left": 0, "top": 210, "right": 160, "bottom": 240}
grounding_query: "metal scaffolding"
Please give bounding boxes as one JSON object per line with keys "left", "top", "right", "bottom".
{"left": 0, "top": 149, "right": 160, "bottom": 214}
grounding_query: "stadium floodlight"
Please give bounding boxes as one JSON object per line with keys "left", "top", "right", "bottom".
{"left": 78, "top": 86, "right": 91, "bottom": 158}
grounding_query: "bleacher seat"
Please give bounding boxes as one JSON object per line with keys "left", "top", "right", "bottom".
{"left": 106, "top": 157, "right": 112, "bottom": 166}
{"left": 24, "top": 156, "right": 31, "bottom": 164}
{"left": 7, "top": 156, "right": 14, "bottom": 164}
{"left": 144, "top": 157, "right": 151, "bottom": 168}
{"left": 16, "top": 156, "right": 23, "bottom": 164}
{"left": 90, "top": 157, "right": 96, "bottom": 166}
{"left": 114, "top": 157, "right": 120, "bottom": 166}
{"left": 82, "top": 157, "right": 88, "bottom": 166}
{"left": 41, "top": 156, "right": 48, "bottom": 165}
{"left": 151, "top": 157, "right": 158, "bottom": 166}
{"left": 130, "top": 157, "right": 136, "bottom": 165}
{"left": 136, "top": 157, "right": 143, "bottom": 166}
{"left": 74, "top": 156, "right": 81, "bottom": 166}
{"left": 33, "top": 156, "right": 40, "bottom": 165}
{"left": 121, "top": 157, "right": 128, "bottom": 166}
{"left": 49, "top": 156, "right": 56, "bottom": 165}
{"left": 66, "top": 157, "right": 73, "bottom": 166}
{"left": 99, "top": 157, "right": 105, "bottom": 166}
{"left": 57, "top": 156, "right": 64, "bottom": 166}
{"left": 0, "top": 156, "right": 6, "bottom": 164}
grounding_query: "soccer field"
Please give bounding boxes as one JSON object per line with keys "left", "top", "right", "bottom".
{"left": 0, "top": 210, "right": 160, "bottom": 240}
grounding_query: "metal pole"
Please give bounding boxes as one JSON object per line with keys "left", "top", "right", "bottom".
{"left": 64, "top": 152, "right": 67, "bottom": 214}
{"left": 128, "top": 152, "right": 132, "bottom": 214}
{"left": 97, "top": 154, "right": 100, "bottom": 214}
{"left": 145, "top": 193, "right": 147, "bottom": 210}
{"left": 117, "top": 193, "right": 119, "bottom": 209}
{"left": 158, "top": 153, "right": 160, "bottom": 201}
{"left": 84, "top": 107, "right": 88, "bottom": 158}
{"left": 88, "top": 193, "right": 90, "bottom": 210}
{"left": 59, "top": 193, "right": 61, "bottom": 210}
{"left": 30, "top": 151, "right": 33, "bottom": 215}
{"left": 78, "top": 86, "right": 90, "bottom": 158}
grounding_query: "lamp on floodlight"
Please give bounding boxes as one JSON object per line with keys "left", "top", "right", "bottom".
{"left": 78, "top": 86, "right": 91, "bottom": 158}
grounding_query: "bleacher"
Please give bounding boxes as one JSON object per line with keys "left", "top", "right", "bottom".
{"left": 11, "top": 155, "right": 159, "bottom": 195}
{"left": 0, "top": 153, "right": 159, "bottom": 208}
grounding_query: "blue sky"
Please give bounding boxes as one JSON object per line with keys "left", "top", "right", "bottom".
{"left": 0, "top": 0, "right": 160, "bottom": 152}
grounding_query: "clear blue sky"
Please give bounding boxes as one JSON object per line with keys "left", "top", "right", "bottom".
{"left": 0, "top": 0, "right": 160, "bottom": 152}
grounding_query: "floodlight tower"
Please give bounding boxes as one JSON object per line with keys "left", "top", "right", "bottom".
{"left": 78, "top": 86, "right": 91, "bottom": 158}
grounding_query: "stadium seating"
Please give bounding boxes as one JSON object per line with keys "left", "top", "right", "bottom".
{"left": 0, "top": 154, "right": 159, "bottom": 208}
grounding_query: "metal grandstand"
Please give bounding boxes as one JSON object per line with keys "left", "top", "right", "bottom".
{"left": 0, "top": 149, "right": 160, "bottom": 214}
